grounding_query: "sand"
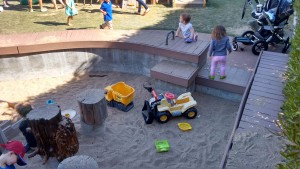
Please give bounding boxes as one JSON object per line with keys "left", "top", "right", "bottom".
{"left": 226, "top": 129, "right": 285, "bottom": 169}
{"left": 0, "top": 72, "right": 238, "bottom": 169}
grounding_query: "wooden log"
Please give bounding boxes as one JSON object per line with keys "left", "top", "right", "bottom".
{"left": 76, "top": 89, "right": 108, "bottom": 126}
{"left": 27, "top": 105, "right": 79, "bottom": 164}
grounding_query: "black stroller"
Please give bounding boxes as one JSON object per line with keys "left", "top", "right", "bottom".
{"left": 232, "top": 0, "right": 294, "bottom": 55}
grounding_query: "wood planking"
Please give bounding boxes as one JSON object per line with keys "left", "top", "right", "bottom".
{"left": 239, "top": 51, "right": 288, "bottom": 131}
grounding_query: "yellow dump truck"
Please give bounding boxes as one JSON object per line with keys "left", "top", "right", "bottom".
{"left": 105, "top": 82, "right": 135, "bottom": 112}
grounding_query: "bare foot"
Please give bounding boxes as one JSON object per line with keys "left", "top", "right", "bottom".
{"left": 67, "top": 23, "right": 72, "bottom": 26}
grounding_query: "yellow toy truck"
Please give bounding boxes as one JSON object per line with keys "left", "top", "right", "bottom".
{"left": 142, "top": 85, "right": 197, "bottom": 124}
{"left": 105, "top": 82, "right": 135, "bottom": 112}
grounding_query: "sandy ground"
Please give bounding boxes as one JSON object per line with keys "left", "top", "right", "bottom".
{"left": 226, "top": 129, "right": 285, "bottom": 169}
{"left": 0, "top": 72, "right": 238, "bottom": 169}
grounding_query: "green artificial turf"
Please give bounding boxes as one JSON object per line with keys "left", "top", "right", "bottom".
{"left": 0, "top": 0, "right": 252, "bottom": 35}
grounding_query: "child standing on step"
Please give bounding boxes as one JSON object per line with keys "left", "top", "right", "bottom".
{"left": 208, "top": 25, "right": 232, "bottom": 80}
{"left": 65, "top": 0, "right": 78, "bottom": 26}
{"left": 99, "top": 0, "right": 113, "bottom": 29}
{"left": 175, "top": 13, "right": 198, "bottom": 43}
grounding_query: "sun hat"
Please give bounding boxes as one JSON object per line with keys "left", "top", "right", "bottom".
{"left": 0, "top": 140, "right": 27, "bottom": 166}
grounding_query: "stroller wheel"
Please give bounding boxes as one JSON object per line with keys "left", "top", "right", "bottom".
{"left": 252, "top": 41, "right": 268, "bottom": 56}
{"left": 241, "top": 30, "right": 255, "bottom": 45}
{"left": 232, "top": 41, "right": 238, "bottom": 51}
{"left": 282, "top": 43, "right": 290, "bottom": 53}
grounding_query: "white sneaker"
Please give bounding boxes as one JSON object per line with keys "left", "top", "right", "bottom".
{"left": 40, "top": 7, "right": 47, "bottom": 12}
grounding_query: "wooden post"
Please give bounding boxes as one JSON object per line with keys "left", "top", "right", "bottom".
{"left": 77, "top": 89, "right": 107, "bottom": 126}
{"left": 27, "top": 105, "right": 79, "bottom": 164}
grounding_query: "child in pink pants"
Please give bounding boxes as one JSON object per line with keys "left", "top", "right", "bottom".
{"left": 207, "top": 25, "right": 232, "bottom": 80}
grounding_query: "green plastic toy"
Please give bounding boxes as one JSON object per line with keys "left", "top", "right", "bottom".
{"left": 155, "top": 140, "right": 169, "bottom": 153}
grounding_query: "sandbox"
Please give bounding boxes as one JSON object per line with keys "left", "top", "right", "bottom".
{"left": 1, "top": 72, "right": 238, "bottom": 169}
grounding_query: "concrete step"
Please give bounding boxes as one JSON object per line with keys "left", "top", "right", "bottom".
{"left": 151, "top": 60, "right": 199, "bottom": 88}
{"left": 1, "top": 119, "right": 23, "bottom": 140}
{"left": 0, "top": 120, "right": 12, "bottom": 130}
{"left": 175, "top": 0, "right": 204, "bottom": 7}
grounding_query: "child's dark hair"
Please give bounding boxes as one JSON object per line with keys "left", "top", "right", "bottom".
{"left": 211, "top": 25, "right": 227, "bottom": 40}
{"left": 15, "top": 102, "right": 33, "bottom": 118}
{"left": 180, "top": 13, "right": 191, "bottom": 23}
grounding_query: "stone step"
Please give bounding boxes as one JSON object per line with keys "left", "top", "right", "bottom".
{"left": 175, "top": 0, "right": 204, "bottom": 7}
{"left": 1, "top": 119, "right": 23, "bottom": 140}
{"left": 0, "top": 120, "right": 12, "bottom": 130}
{"left": 151, "top": 60, "right": 199, "bottom": 88}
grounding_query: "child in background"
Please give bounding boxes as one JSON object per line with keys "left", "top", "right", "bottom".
{"left": 99, "top": 0, "right": 113, "bottom": 29}
{"left": 3, "top": 0, "right": 9, "bottom": 8}
{"left": 207, "top": 25, "right": 232, "bottom": 80}
{"left": 15, "top": 103, "right": 37, "bottom": 152}
{"left": 175, "top": 13, "right": 198, "bottom": 43}
{"left": 0, "top": 140, "right": 27, "bottom": 169}
{"left": 65, "top": 0, "right": 77, "bottom": 26}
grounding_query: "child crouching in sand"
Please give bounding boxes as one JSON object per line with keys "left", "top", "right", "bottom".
{"left": 207, "top": 25, "right": 232, "bottom": 80}
{"left": 175, "top": 13, "right": 198, "bottom": 43}
{"left": 15, "top": 102, "right": 37, "bottom": 152}
{"left": 0, "top": 140, "right": 27, "bottom": 168}
{"left": 65, "top": 0, "right": 77, "bottom": 26}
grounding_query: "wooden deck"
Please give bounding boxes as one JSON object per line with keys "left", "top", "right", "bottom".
{"left": 238, "top": 51, "right": 288, "bottom": 132}
{"left": 0, "top": 30, "right": 209, "bottom": 64}
{"left": 174, "top": 0, "right": 204, "bottom": 7}
{"left": 197, "top": 65, "right": 252, "bottom": 94}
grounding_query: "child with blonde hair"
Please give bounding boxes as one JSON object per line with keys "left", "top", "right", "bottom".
{"left": 207, "top": 25, "right": 232, "bottom": 80}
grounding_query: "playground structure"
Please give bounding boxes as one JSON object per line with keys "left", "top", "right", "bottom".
{"left": 0, "top": 29, "right": 288, "bottom": 168}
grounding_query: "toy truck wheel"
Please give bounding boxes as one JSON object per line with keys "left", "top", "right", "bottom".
{"left": 156, "top": 111, "right": 170, "bottom": 123}
{"left": 184, "top": 107, "right": 197, "bottom": 119}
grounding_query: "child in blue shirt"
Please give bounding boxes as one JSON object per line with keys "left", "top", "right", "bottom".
{"left": 100, "top": 0, "right": 113, "bottom": 29}
{"left": 175, "top": 13, "right": 198, "bottom": 43}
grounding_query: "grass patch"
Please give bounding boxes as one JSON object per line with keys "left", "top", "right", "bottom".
{"left": 0, "top": 0, "right": 252, "bottom": 35}
{"left": 277, "top": 1, "right": 300, "bottom": 168}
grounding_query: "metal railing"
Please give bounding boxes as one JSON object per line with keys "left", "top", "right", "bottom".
{"left": 165, "top": 31, "right": 175, "bottom": 45}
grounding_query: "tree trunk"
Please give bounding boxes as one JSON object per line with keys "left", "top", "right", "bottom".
{"left": 76, "top": 89, "right": 107, "bottom": 126}
{"left": 27, "top": 105, "right": 79, "bottom": 164}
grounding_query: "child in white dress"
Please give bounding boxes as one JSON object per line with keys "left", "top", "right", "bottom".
{"left": 175, "top": 13, "right": 198, "bottom": 43}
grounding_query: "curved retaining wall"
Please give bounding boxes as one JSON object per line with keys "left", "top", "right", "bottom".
{"left": 0, "top": 48, "right": 201, "bottom": 80}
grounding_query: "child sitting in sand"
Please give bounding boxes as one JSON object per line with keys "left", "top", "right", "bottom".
{"left": 0, "top": 140, "right": 27, "bottom": 169}
{"left": 207, "top": 25, "right": 232, "bottom": 80}
{"left": 99, "top": 0, "right": 113, "bottom": 29}
{"left": 65, "top": 0, "right": 78, "bottom": 26}
{"left": 15, "top": 103, "right": 37, "bottom": 152}
{"left": 175, "top": 13, "right": 198, "bottom": 43}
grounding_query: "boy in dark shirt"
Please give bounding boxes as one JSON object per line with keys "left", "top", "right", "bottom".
{"left": 99, "top": 0, "right": 113, "bottom": 29}
{"left": 15, "top": 103, "right": 37, "bottom": 152}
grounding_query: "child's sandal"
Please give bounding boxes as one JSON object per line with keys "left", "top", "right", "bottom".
{"left": 220, "top": 76, "right": 226, "bottom": 79}
{"left": 209, "top": 75, "right": 215, "bottom": 80}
